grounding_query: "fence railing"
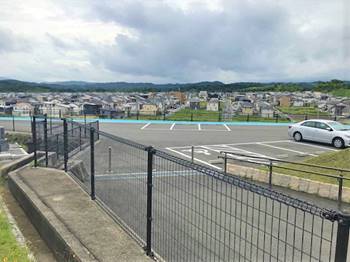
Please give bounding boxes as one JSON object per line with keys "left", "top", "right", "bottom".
{"left": 32, "top": 115, "right": 98, "bottom": 170}
{"left": 219, "top": 151, "right": 350, "bottom": 210}
{"left": 31, "top": 116, "right": 350, "bottom": 262}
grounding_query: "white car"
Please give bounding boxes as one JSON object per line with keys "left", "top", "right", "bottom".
{"left": 288, "top": 119, "right": 350, "bottom": 148}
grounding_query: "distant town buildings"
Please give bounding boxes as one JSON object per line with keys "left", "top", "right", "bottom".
{"left": 0, "top": 89, "right": 349, "bottom": 119}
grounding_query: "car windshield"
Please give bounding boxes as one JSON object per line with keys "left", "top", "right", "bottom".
{"left": 328, "top": 121, "right": 350, "bottom": 131}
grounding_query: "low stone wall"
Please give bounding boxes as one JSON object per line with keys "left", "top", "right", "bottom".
{"left": 227, "top": 164, "right": 350, "bottom": 203}
{"left": 0, "top": 153, "right": 36, "bottom": 178}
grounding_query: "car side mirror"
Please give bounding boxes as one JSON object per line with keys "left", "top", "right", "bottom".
{"left": 326, "top": 127, "right": 333, "bottom": 131}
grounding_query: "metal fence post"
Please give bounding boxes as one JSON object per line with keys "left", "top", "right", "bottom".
{"left": 338, "top": 175, "right": 344, "bottom": 210}
{"left": 335, "top": 217, "right": 350, "bottom": 262}
{"left": 224, "top": 152, "right": 227, "bottom": 174}
{"left": 12, "top": 115, "right": 15, "bottom": 131}
{"left": 63, "top": 119, "right": 68, "bottom": 172}
{"left": 56, "top": 134, "right": 59, "bottom": 160}
{"left": 108, "top": 146, "right": 112, "bottom": 173}
{"left": 269, "top": 160, "right": 273, "bottom": 188}
{"left": 145, "top": 146, "right": 154, "bottom": 257}
{"left": 49, "top": 115, "right": 53, "bottom": 135}
{"left": 32, "top": 116, "right": 37, "bottom": 167}
{"left": 44, "top": 114, "right": 48, "bottom": 167}
{"left": 96, "top": 121, "right": 100, "bottom": 140}
{"left": 90, "top": 128, "right": 96, "bottom": 200}
{"left": 191, "top": 146, "right": 194, "bottom": 163}
{"left": 79, "top": 126, "right": 82, "bottom": 150}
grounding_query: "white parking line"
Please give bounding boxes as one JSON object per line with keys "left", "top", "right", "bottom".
{"left": 167, "top": 140, "right": 291, "bottom": 149}
{"left": 223, "top": 124, "right": 231, "bottom": 131}
{"left": 257, "top": 142, "right": 317, "bottom": 156}
{"left": 286, "top": 141, "right": 338, "bottom": 152}
{"left": 141, "top": 123, "right": 151, "bottom": 130}
{"left": 166, "top": 147, "right": 222, "bottom": 170}
{"left": 170, "top": 123, "right": 176, "bottom": 130}
{"left": 222, "top": 145, "right": 277, "bottom": 159}
{"left": 198, "top": 124, "right": 201, "bottom": 131}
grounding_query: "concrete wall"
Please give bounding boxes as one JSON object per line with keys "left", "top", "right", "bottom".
{"left": 227, "top": 163, "right": 350, "bottom": 203}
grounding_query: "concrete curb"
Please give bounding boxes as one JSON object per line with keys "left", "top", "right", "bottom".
{"left": 0, "top": 153, "right": 35, "bottom": 178}
{"left": 8, "top": 171, "right": 94, "bottom": 262}
{"left": 227, "top": 163, "right": 350, "bottom": 203}
{"left": 0, "top": 116, "right": 291, "bottom": 126}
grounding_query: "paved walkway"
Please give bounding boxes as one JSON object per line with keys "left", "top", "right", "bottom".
{"left": 9, "top": 167, "right": 150, "bottom": 262}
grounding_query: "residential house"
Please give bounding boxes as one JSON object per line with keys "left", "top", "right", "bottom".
{"left": 240, "top": 101, "right": 254, "bottom": 115}
{"left": 189, "top": 98, "right": 201, "bottom": 110}
{"left": 13, "top": 102, "right": 34, "bottom": 116}
{"left": 170, "top": 92, "right": 186, "bottom": 104}
{"left": 293, "top": 99, "right": 304, "bottom": 107}
{"left": 279, "top": 96, "right": 291, "bottom": 107}
{"left": 140, "top": 104, "right": 158, "bottom": 115}
{"left": 0, "top": 106, "right": 13, "bottom": 115}
{"left": 124, "top": 102, "right": 141, "bottom": 114}
{"left": 198, "top": 91, "right": 208, "bottom": 100}
{"left": 83, "top": 103, "right": 102, "bottom": 115}
{"left": 207, "top": 98, "right": 219, "bottom": 111}
{"left": 257, "top": 102, "right": 274, "bottom": 118}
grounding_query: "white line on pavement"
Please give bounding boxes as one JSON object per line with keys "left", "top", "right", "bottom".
{"left": 222, "top": 145, "right": 277, "bottom": 159}
{"left": 257, "top": 142, "right": 317, "bottom": 156}
{"left": 170, "top": 123, "right": 176, "bottom": 130}
{"left": 166, "top": 147, "right": 222, "bottom": 170}
{"left": 166, "top": 140, "right": 291, "bottom": 149}
{"left": 223, "top": 124, "right": 231, "bottom": 131}
{"left": 144, "top": 128, "right": 229, "bottom": 132}
{"left": 198, "top": 124, "right": 201, "bottom": 131}
{"left": 286, "top": 141, "right": 338, "bottom": 152}
{"left": 141, "top": 123, "right": 151, "bottom": 130}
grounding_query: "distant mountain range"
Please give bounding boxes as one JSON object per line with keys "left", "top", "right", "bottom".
{"left": 0, "top": 78, "right": 349, "bottom": 96}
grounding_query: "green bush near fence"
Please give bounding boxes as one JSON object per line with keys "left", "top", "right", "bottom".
{"left": 5, "top": 133, "right": 31, "bottom": 152}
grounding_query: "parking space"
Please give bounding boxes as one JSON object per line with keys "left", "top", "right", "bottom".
{"left": 166, "top": 139, "right": 339, "bottom": 170}
{"left": 173, "top": 124, "right": 199, "bottom": 131}
{"left": 139, "top": 122, "right": 231, "bottom": 132}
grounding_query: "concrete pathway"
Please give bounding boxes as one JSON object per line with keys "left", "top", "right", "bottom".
{"left": 8, "top": 167, "right": 150, "bottom": 262}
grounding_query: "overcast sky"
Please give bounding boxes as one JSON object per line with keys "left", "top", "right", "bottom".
{"left": 0, "top": 0, "right": 349, "bottom": 83}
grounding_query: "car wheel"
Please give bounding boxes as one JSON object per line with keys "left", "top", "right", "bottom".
{"left": 333, "top": 137, "right": 345, "bottom": 149}
{"left": 293, "top": 132, "right": 302, "bottom": 142}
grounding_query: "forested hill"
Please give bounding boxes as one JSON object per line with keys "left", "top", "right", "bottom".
{"left": 0, "top": 79, "right": 349, "bottom": 96}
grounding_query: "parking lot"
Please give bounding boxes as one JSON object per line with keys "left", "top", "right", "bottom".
{"left": 0, "top": 119, "right": 338, "bottom": 170}
{"left": 131, "top": 122, "right": 337, "bottom": 170}
{"left": 166, "top": 139, "right": 338, "bottom": 170}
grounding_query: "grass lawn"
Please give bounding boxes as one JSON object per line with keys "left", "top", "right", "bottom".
{"left": 277, "top": 106, "right": 330, "bottom": 116}
{"left": 271, "top": 149, "right": 350, "bottom": 187}
{"left": 0, "top": 177, "right": 30, "bottom": 261}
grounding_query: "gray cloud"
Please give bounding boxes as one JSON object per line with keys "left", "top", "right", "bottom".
{"left": 0, "top": 28, "right": 30, "bottom": 53}
{"left": 81, "top": 0, "right": 347, "bottom": 82}
{"left": 0, "top": 0, "right": 348, "bottom": 82}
